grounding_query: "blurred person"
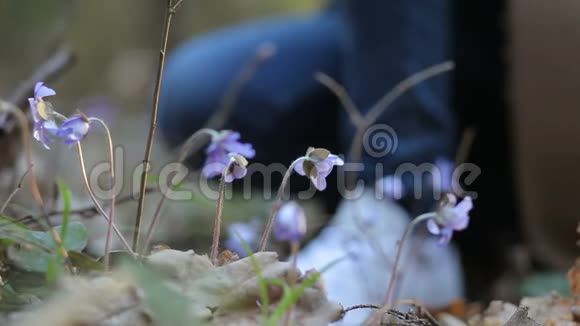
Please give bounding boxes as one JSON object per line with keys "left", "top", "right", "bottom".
{"left": 158, "top": 0, "right": 510, "bottom": 323}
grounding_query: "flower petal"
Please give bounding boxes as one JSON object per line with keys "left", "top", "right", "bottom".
{"left": 56, "top": 117, "right": 90, "bottom": 144}
{"left": 232, "top": 164, "right": 247, "bottom": 180}
{"left": 315, "top": 159, "right": 333, "bottom": 178}
{"left": 452, "top": 214, "right": 470, "bottom": 231}
{"left": 426, "top": 219, "right": 441, "bottom": 235}
{"left": 328, "top": 154, "right": 344, "bottom": 166}
{"left": 310, "top": 174, "right": 327, "bottom": 191}
{"left": 201, "top": 161, "right": 225, "bottom": 179}
{"left": 34, "top": 82, "right": 56, "bottom": 99}
{"left": 223, "top": 142, "right": 255, "bottom": 158}
{"left": 437, "top": 228, "right": 454, "bottom": 245}
{"left": 453, "top": 196, "right": 473, "bottom": 219}
{"left": 293, "top": 157, "right": 307, "bottom": 176}
{"left": 223, "top": 172, "right": 235, "bottom": 183}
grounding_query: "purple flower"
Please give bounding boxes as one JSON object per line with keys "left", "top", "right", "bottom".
{"left": 294, "top": 148, "right": 344, "bottom": 191}
{"left": 33, "top": 120, "right": 59, "bottom": 149}
{"left": 427, "top": 194, "right": 473, "bottom": 245}
{"left": 223, "top": 155, "right": 248, "bottom": 183}
{"left": 28, "top": 82, "right": 59, "bottom": 149}
{"left": 274, "top": 201, "right": 307, "bottom": 243}
{"left": 56, "top": 115, "right": 90, "bottom": 144}
{"left": 28, "top": 82, "right": 56, "bottom": 122}
{"left": 224, "top": 219, "right": 261, "bottom": 257}
{"left": 201, "top": 131, "right": 255, "bottom": 179}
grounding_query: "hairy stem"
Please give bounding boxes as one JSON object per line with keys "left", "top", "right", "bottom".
{"left": 76, "top": 142, "right": 135, "bottom": 257}
{"left": 258, "top": 158, "right": 301, "bottom": 251}
{"left": 141, "top": 128, "right": 217, "bottom": 255}
{"left": 382, "top": 213, "right": 434, "bottom": 308}
{"left": 210, "top": 159, "right": 234, "bottom": 264}
{"left": 89, "top": 118, "right": 116, "bottom": 270}
{"left": 283, "top": 241, "right": 300, "bottom": 326}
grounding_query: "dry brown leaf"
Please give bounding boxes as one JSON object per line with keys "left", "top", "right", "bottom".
{"left": 9, "top": 249, "right": 343, "bottom": 326}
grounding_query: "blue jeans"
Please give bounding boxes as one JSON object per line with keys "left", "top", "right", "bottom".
{"left": 159, "top": 0, "right": 454, "bottom": 194}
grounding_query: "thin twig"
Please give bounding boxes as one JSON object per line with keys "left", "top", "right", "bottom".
{"left": 205, "top": 42, "right": 277, "bottom": 130}
{"left": 258, "top": 158, "right": 302, "bottom": 251}
{"left": 315, "top": 72, "right": 365, "bottom": 128}
{"left": 394, "top": 299, "right": 441, "bottom": 326}
{"left": 134, "top": 0, "right": 183, "bottom": 252}
{"left": 364, "top": 62, "right": 454, "bottom": 124}
{"left": 0, "top": 165, "right": 32, "bottom": 215}
{"left": 316, "top": 61, "right": 455, "bottom": 188}
{"left": 342, "top": 304, "right": 380, "bottom": 315}
{"left": 41, "top": 187, "right": 158, "bottom": 219}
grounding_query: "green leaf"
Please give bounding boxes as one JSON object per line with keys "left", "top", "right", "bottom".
{"left": 122, "top": 260, "right": 193, "bottom": 326}
{"left": 6, "top": 222, "right": 89, "bottom": 272}
{"left": 57, "top": 179, "right": 72, "bottom": 241}
{"left": 265, "top": 271, "right": 322, "bottom": 326}
{"left": 0, "top": 215, "right": 30, "bottom": 230}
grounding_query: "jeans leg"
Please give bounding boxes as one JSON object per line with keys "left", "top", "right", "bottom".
{"left": 159, "top": 12, "right": 342, "bottom": 165}
{"left": 338, "top": 1, "right": 455, "bottom": 192}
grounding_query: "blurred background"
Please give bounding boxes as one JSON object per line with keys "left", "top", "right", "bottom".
{"left": 0, "top": 0, "right": 578, "bottom": 307}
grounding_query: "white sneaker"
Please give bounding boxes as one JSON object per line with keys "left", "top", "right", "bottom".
{"left": 296, "top": 189, "right": 464, "bottom": 325}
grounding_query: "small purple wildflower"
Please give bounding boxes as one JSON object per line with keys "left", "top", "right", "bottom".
{"left": 427, "top": 194, "right": 473, "bottom": 245}
{"left": 56, "top": 115, "right": 90, "bottom": 144}
{"left": 221, "top": 153, "right": 249, "bottom": 183}
{"left": 33, "top": 120, "right": 59, "bottom": 149}
{"left": 224, "top": 219, "right": 261, "bottom": 257}
{"left": 202, "top": 131, "right": 255, "bottom": 179}
{"left": 274, "top": 201, "right": 307, "bottom": 243}
{"left": 29, "top": 82, "right": 59, "bottom": 149}
{"left": 294, "top": 148, "right": 344, "bottom": 191}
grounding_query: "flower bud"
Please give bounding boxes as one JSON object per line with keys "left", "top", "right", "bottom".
{"left": 274, "top": 201, "right": 307, "bottom": 243}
